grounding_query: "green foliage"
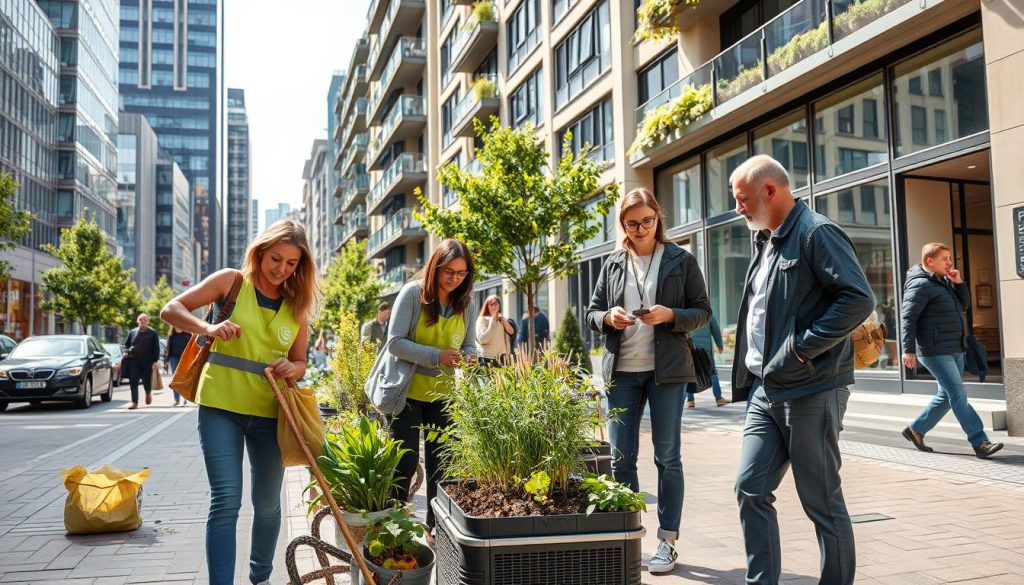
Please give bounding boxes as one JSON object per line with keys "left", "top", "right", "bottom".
{"left": 365, "top": 508, "right": 427, "bottom": 560}
{"left": 523, "top": 470, "right": 551, "bottom": 506}
{"left": 635, "top": 0, "right": 701, "bottom": 43}
{"left": 417, "top": 117, "right": 619, "bottom": 356}
{"left": 628, "top": 84, "right": 712, "bottom": 155}
{"left": 552, "top": 307, "right": 589, "bottom": 373}
{"left": 440, "top": 353, "right": 605, "bottom": 492}
{"left": 307, "top": 414, "right": 408, "bottom": 514}
{"left": 139, "top": 275, "right": 177, "bottom": 336}
{"left": 324, "top": 311, "right": 377, "bottom": 413}
{"left": 0, "top": 173, "right": 32, "bottom": 281}
{"left": 470, "top": 1, "right": 496, "bottom": 25}
{"left": 41, "top": 217, "right": 139, "bottom": 330}
{"left": 472, "top": 75, "right": 497, "bottom": 101}
{"left": 317, "top": 239, "right": 383, "bottom": 333}
{"left": 582, "top": 474, "right": 648, "bottom": 515}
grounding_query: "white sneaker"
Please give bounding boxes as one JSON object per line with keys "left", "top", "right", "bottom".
{"left": 648, "top": 539, "right": 678, "bottom": 574}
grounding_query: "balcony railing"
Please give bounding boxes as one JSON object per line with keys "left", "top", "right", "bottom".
{"left": 633, "top": 0, "right": 914, "bottom": 144}
{"left": 380, "top": 262, "right": 423, "bottom": 289}
{"left": 340, "top": 210, "right": 369, "bottom": 241}
{"left": 368, "top": 37, "right": 427, "bottom": 118}
{"left": 368, "top": 0, "right": 425, "bottom": 76}
{"left": 339, "top": 132, "right": 368, "bottom": 172}
{"left": 340, "top": 172, "right": 370, "bottom": 208}
{"left": 449, "top": 2, "right": 498, "bottom": 74}
{"left": 367, "top": 95, "right": 427, "bottom": 165}
{"left": 367, "top": 208, "right": 424, "bottom": 255}
{"left": 366, "top": 152, "right": 427, "bottom": 212}
{"left": 451, "top": 74, "right": 500, "bottom": 135}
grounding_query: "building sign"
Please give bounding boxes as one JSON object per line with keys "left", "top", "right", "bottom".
{"left": 1017, "top": 206, "right": 1024, "bottom": 278}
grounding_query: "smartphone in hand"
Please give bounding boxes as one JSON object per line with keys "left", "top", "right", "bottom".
{"left": 632, "top": 308, "right": 651, "bottom": 317}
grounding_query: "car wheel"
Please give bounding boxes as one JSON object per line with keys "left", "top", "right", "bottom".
{"left": 75, "top": 378, "right": 93, "bottom": 409}
{"left": 0, "top": 402, "right": 7, "bottom": 412}
{"left": 30, "top": 400, "right": 42, "bottom": 406}
{"left": 101, "top": 374, "right": 113, "bottom": 402}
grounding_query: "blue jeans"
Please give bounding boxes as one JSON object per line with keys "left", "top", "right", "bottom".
{"left": 911, "top": 353, "right": 988, "bottom": 448}
{"left": 735, "top": 384, "right": 855, "bottom": 585}
{"left": 607, "top": 370, "right": 685, "bottom": 541}
{"left": 686, "top": 374, "right": 723, "bottom": 401}
{"left": 198, "top": 406, "right": 284, "bottom": 585}
{"left": 168, "top": 355, "right": 181, "bottom": 402}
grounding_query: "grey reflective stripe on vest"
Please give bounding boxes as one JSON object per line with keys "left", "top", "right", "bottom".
{"left": 208, "top": 352, "right": 268, "bottom": 376}
{"left": 417, "top": 366, "right": 441, "bottom": 378}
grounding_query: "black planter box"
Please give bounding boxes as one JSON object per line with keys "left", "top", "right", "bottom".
{"left": 433, "top": 481, "right": 644, "bottom": 585}
{"left": 580, "top": 441, "right": 613, "bottom": 476}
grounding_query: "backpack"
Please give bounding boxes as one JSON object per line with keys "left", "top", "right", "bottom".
{"left": 851, "top": 319, "right": 886, "bottom": 369}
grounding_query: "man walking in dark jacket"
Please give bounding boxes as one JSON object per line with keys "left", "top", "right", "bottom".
{"left": 124, "top": 313, "right": 161, "bottom": 409}
{"left": 730, "top": 155, "right": 874, "bottom": 585}
{"left": 900, "top": 243, "right": 1003, "bottom": 458}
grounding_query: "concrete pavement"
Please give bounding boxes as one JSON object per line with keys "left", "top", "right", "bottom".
{"left": 1, "top": 384, "right": 1023, "bottom": 584}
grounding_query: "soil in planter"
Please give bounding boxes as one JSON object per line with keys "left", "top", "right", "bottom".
{"left": 446, "top": 480, "right": 590, "bottom": 517}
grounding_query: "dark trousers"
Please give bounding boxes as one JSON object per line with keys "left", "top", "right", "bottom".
{"left": 390, "top": 398, "right": 450, "bottom": 528}
{"left": 735, "top": 383, "right": 855, "bottom": 585}
{"left": 126, "top": 360, "right": 153, "bottom": 403}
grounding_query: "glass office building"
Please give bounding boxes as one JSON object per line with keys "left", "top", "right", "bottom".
{"left": 225, "top": 87, "right": 249, "bottom": 268}
{"left": 118, "top": 0, "right": 223, "bottom": 277}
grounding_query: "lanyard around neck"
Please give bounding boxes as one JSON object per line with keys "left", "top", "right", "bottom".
{"left": 628, "top": 248, "right": 657, "bottom": 309}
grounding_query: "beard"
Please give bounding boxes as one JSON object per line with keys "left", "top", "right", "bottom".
{"left": 741, "top": 199, "right": 772, "bottom": 232}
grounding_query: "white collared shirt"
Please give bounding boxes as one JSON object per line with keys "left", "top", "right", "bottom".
{"left": 744, "top": 240, "right": 774, "bottom": 377}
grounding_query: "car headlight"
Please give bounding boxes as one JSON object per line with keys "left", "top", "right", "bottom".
{"left": 57, "top": 367, "right": 83, "bottom": 377}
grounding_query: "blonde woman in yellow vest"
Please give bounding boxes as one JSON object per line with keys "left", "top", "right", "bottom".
{"left": 160, "top": 219, "right": 318, "bottom": 585}
{"left": 387, "top": 239, "right": 478, "bottom": 534}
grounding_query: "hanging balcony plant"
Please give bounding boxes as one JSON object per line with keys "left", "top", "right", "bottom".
{"left": 628, "top": 84, "right": 713, "bottom": 156}
{"left": 635, "top": 0, "right": 701, "bottom": 43}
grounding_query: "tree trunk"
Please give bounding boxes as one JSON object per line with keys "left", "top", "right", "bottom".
{"left": 525, "top": 284, "right": 536, "bottom": 360}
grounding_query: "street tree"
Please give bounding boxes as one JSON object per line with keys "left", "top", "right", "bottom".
{"left": 41, "top": 217, "right": 139, "bottom": 331}
{"left": 417, "top": 118, "right": 619, "bottom": 356}
{"left": 553, "top": 306, "right": 589, "bottom": 373}
{"left": 316, "top": 239, "right": 384, "bottom": 334}
{"left": 140, "top": 275, "right": 176, "bottom": 335}
{"left": 0, "top": 173, "right": 33, "bottom": 281}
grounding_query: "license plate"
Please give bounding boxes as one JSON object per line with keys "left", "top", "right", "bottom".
{"left": 16, "top": 381, "right": 46, "bottom": 389}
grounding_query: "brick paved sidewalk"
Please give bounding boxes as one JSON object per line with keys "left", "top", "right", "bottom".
{"left": 3, "top": 389, "right": 1024, "bottom": 584}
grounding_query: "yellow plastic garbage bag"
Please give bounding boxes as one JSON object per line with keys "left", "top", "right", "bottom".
{"left": 60, "top": 464, "right": 150, "bottom": 535}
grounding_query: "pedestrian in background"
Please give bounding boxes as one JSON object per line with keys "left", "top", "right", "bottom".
{"left": 729, "top": 155, "right": 874, "bottom": 585}
{"left": 164, "top": 326, "right": 191, "bottom": 406}
{"left": 685, "top": 314, "right": 728, "bottom": 408}
{"left": 160, "top": 219, "right": 318, "bottom": 585}
{"left": 900, "top": 242, "right": 1003, "bottom": 459}
{"left": 518, "top": 304, "right": 550, "bottom": 351}
{"left": 123, "top": 313, "right": 160, "bottom": 410}
{"left": 586, "top": 187, "right": 711, "bottom": 574}
{"left": 476, "top": 295, "right": 513, "bottom": 367}
{"left": 361, "top": 301, "right": 391, "bottom": 350}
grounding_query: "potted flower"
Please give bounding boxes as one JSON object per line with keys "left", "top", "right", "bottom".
{"left": 307, "top": 413, "right": 408, "bottom": 553}
{"left": 431, "top": 354, "right": 646, "bottom": 584}
{"left": 362, "top": 508, "right": 434, "bottom": 585}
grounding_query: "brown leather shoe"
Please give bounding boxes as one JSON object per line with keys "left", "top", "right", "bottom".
{"left": 145, "top": 393, "right": 152, "bottom": 405}
{"left": 901, "top": 427, "right": 933, "bottom": 453}
{"left": 716, "top": 398, "right": 730, "bottom": 407}
{"left": 974, "top": 441, "right": 1004, "bottom": 459}
{"left": 128, "top": 402, "right": 139, "bottom": 410}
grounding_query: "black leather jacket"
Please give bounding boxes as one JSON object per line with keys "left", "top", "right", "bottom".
{"left": 900, "top": 265, "right": 970, "bottom": 357}
{"left": 731, "top": 202, "right": 875, "bottom": 404}
{"left": 586, "top": 243, "right": 711, "bottom": 385}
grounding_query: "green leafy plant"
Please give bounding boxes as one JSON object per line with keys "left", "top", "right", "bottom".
{"left": 469, "top": 1, "right": 496, "bottom": 25}
{"left": 553, "top": 306, "right": 589, "bottom": 373}
{"left": 635, "top": 0, "right": 701, "bottom": 43}
{"left": 523, "top": 470, "right": 551, "bottom": 506}
{"left": 440, "top": 353, "right": 605, "bottom": 493}
{"left": 472, "top": 75, "right": 497, "bottom": 101}
{"left": 325, "top": 310, "right": 378, "bottom": 413}
{"left": 0, "top": 173, "right": 31, "bottom": 282}
{"left": 628, "top": 84, "right": 712, "bottom": 155}
{"left": 139, "top": 275, "right": 177, "bottom": 336}
{"left": 365, "top": 508, "right": 428, "bottom": 570}
{"left": 582, "top": 474, "right": 648, "bottom": 515}
{"left": 316, "top": 239, "right": 383, "bottom": 333}
{"left": 307, "top": 414, "right": 408, "bottom": 514}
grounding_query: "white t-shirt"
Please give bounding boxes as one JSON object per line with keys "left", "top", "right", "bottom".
{"left": 617, "top": 244, "right": 664, "bottom": 372}
{"left": 744, "top": 240, "right": 774, "bottom": 377}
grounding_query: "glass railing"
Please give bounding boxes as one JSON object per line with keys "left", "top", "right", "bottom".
{"left": 451, "top": 2, "right": 498, "bottom": 63}
{"left": 342, "top": 210, "right": 369, "bottom": 240}
{"left": 370, "top": 37, "right": 427, "bottom": 115}
{"left": 341, "top": 133, "right": 369, "bottom": 171}
{"left": 368, "top": 95, "right": 426, "bottom": 162}
{"left": 466, "top": 158, "right": 482, "bottom": 175}
{"left": 369, "top": 0, "right": 424, "bottom": 72}
{"left": 633, "top": 0, "right": 915, "bottom": 138}
{"left": 368, "top": 208, "right": 423, "bottom": 253}
{"left": 341, "top": 173, "right": 370, "bottom": 208}
{"left": 452, "top": 75, "right": 499, "bottom": 128}
{"left": 366, "top": 153, "right": 427, "bottom": 210}
{"left": 380, "top": 263, "right": 424, "bottom": 287}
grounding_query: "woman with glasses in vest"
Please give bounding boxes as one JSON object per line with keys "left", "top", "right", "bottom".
{"left": 160, "top": 219, "right": 319, "bottom": 585}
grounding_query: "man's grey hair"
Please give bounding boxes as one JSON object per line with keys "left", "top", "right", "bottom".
{"left": 730, "top": 154, "right": 792, "bottom": 193}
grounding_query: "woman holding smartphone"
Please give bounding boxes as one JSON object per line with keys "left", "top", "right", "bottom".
{"left": 586, "top": 188, "right": 711, "bottom": 574}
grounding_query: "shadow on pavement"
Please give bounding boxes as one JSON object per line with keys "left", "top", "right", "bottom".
{"left": 671, "top": 564, "right": 815, "bottom": 585}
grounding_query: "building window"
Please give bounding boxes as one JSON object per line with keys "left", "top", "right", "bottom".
{"left": 508, "top": 0, "right": 540, "bottom": 74}
{"left": 559, "top": 98, "right": 614, "bottom": 164}
{"left": 813, "top": 75, "right": 888, "bottom": 182}
{"left": 441, "top": 23, "right": 458, "bottom": 89}
{"left": 508, "top": 67, "right": 542, "bottom": 128}
{"left": 638, "top": 48, "right": 679, "bottom": 105}
{"left": 707, "top": 220, "right": 752, "bottom": 366}
{"left": 908, "top": 75, "right": 923, "bottom": 95}
{"left": 656, "top": 156, "right": 701, "bottom": 228}
{"left": 553, "top": 0, "right": 580, "bottom": 23}
{"left": 892, "top": 29, "right": 987, "bottom": 156}
{"left": 862, "top": 99, "right": 878, "bottom": 138}
{"left": 442, "top": 89, "right": 461, "bottom": 149}
{"left": 706, "top": 136, "right": 748, "bottom": 218}
{"left": 554, "top": 1, "right": 612, "bottom": 110}
{"left": 753, "top": 110, "right": 808, "bottom": 190}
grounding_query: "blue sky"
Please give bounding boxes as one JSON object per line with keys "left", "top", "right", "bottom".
{"left": 225, "top": 0, "right": 370, "bottom": 229}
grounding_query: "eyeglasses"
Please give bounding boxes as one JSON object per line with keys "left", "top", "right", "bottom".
{"left": 623, "top": 216, "right": 657, "bottom": 233}
{"left": 439, "top": 267, "right": 469, "bottom": 280}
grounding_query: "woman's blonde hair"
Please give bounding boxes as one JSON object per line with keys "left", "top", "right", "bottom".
{"left": 619, "top": 187, "right": 667, "bottom": 252}
{"left": 241, "top": 219, "right": 320, "bottom": 322}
